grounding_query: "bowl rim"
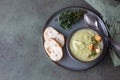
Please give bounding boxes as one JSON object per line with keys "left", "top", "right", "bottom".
{"left": 66, "top": 27, "right": 106, "bottom": 63}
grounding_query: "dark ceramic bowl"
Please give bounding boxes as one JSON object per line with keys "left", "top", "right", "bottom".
{"left": 66, "top": 27, "right": 106, "bottom": 63}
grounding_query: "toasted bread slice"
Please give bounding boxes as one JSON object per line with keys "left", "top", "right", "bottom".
{"left": 44, "top": 39, "right": 63, "bottom": 62}
{"left": 43, "top": 27, "right": 65, "bottom": 47}
{"left": 44, "top": 27, "right": 59, "bottom": 40}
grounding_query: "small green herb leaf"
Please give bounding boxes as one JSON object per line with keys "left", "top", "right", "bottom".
{"left": 57, "top": 9, "right": 86, "bottom": 29}
{"left": 91, "top": 37, "right": 97, "bottom": 44}
{"left": 91, "top": 51, "right": 97, "bottom": 56}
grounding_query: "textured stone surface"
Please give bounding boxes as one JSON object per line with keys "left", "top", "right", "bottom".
{"left": 0, "top": 0, "right": 120, "bottom": 80}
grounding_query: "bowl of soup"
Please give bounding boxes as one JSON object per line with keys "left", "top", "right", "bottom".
{"left": 67, "top": 28, "right": 105, "bottom": 62}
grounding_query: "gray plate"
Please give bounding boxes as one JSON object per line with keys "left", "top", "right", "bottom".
{"left": 42, "top": 6, "right": 108, "bottom": 70}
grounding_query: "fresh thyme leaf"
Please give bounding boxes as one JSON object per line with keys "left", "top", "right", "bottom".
{"left": 88, "top": 51, "right": 97, "bottom": 58}
{"left": 91, "top": 37, "right": 97, "bottom": 44}
{"left": 91, "top": 51, "right": 97, "bottom": 56}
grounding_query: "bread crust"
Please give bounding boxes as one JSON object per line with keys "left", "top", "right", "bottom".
{"left": 44, "top": 39, "right": 63, "bottom": 62}
{"left": 43, "top": 27, "right": 65, "bottom": 47}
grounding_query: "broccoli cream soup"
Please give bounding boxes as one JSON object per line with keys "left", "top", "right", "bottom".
{"left": 69, "top": 28, "right": 103, "bottom": 61}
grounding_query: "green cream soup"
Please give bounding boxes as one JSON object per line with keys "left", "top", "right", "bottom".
{"left": 69, "top": 28, "right": 103, "bottom": 61}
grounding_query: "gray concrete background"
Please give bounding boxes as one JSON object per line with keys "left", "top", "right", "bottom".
{"left": 0, "top": 0, "right": 120, "bottom": 80}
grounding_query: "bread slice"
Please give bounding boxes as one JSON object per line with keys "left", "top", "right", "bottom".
{"left": 44, "top": 38, "right": 63, "bottom": 62}
{"left": 43, "top": 27, "right": 65, "bottom": 47}
{"left": 44, "top": 27, "right": 59, "bottom": 40}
